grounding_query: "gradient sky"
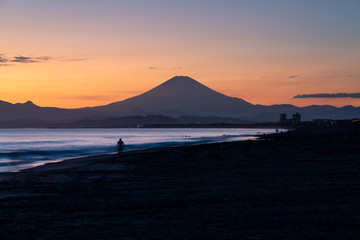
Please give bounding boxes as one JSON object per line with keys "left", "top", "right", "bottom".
{"left": 1, "top": 0, "right": 360, "bottom": 108}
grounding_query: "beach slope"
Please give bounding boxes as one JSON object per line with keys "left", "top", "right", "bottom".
{"left": 0, "top": 133, "right": 359, "bottom": 239}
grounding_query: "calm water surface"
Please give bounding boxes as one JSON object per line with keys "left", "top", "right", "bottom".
{"left": 0, "top": 128, "right": 278, "bottom": 172}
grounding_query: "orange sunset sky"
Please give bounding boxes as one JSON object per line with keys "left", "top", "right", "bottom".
{"left": 1, "top": 0, "right": 360, "bottom": 108}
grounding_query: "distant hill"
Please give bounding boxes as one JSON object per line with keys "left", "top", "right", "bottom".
{"left": 63, "top": 115, "right": 179, "bottom": 128}
{"left": 0, "top": 100, "right": 99, "bottom": 121}
{"left": 251, "top": 104, "right": 360, "bottom": 122}
{"left": 1, "top": 76, "right": 360, "bottom": 126}
{"left": 177, "top": 115, "right": 252, "bottom": 124}
{"left": 0, "top": 115, "right": 252, "bottom": 128}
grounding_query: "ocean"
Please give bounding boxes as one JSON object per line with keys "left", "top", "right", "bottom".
{"left": 0, "top": 128, "right": 278, "bottom": 172}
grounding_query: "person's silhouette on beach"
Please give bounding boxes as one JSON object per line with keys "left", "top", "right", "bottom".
{"left": 117, "top": 138, "right": 124, "bottom": 158}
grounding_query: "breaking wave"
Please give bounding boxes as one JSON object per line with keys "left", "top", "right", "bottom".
{"left": 0, "top": 128, "right": 277, "bottom": 172}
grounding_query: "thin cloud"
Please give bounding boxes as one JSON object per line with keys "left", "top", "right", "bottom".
{"left": 288, "top": 75, "right": 300, "bottom": 78}
{"left": 0, "top": 64, "right": 12, "bottom": 67}
{"left": 0, "top": 54, "right": 53, "bottom": 64}
{"left": 0, "top": 54, "right": 89, "bottom": 66}
{"left": 294, "top": 93, "right": 360, "bottom": 99}
{"left": 12, "top": 56, "right": 38, "bottom": 63}
{"left": 59, "top": 57, "right": 90, "bottom": 62}
{"left": 0, "top": 54, "right": 9, "bottom": 63}
{"left": 0, "top": 55, "right": 12, "bottom": 67}
{"left": 11, "top": 55, "right": 52, "bottom": 63}
{"left": 148, "top": 66, "right": 183, "bottom": 70}
{"left": 320, "top": 74, "right": 352, "bottom": 78}
{"left": 38, "top": 56, "right": 52, "bottom": 61}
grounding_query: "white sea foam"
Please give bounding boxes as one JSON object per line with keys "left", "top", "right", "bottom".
{"left": 0, "top": 128, "right": 278, "bottom": 172}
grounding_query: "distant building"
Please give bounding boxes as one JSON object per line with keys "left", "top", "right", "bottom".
{"left": 279, "top": 114, "right": 287, "bottom": 123}
{"left": 279, "top": 113, "right": 301, "bottom": 124}
{"left": 292, "top": 113, "right": 301, "bottom": 123}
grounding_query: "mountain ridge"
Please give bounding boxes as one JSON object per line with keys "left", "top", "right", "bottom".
{"left": 1, "top": 76, "right": 360, "bottom": 124}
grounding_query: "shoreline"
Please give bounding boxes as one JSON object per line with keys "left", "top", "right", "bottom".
{"left": 3, "top": 136, "right": 259, "bottom": 175}
{"left": 1, "top": 130, "right": 269, "bottom": 173}
{"left": 1, "top": 129, "right": 359, "bottom": 239}
{"left": 14, "top": 125, "right": 354, "bottom": 175}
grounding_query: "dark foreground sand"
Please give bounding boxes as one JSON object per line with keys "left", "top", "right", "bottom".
{"left": 0, "top": 130, "right": 359, "bottom": 239}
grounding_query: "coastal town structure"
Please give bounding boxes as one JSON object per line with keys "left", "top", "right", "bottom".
{"left": 279, "top": 113, "right": 301, "bottom": 124}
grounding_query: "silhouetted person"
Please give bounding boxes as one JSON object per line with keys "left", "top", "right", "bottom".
{"left": 279, "top": 131, "right": 284, "bottom": 138}
{"left": 117, "top": 138, "right": 124, "bottom": 158}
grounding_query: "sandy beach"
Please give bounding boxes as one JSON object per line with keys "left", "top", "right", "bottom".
{"left": 0, "top": 129, "right": 359, "bottom": 239}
